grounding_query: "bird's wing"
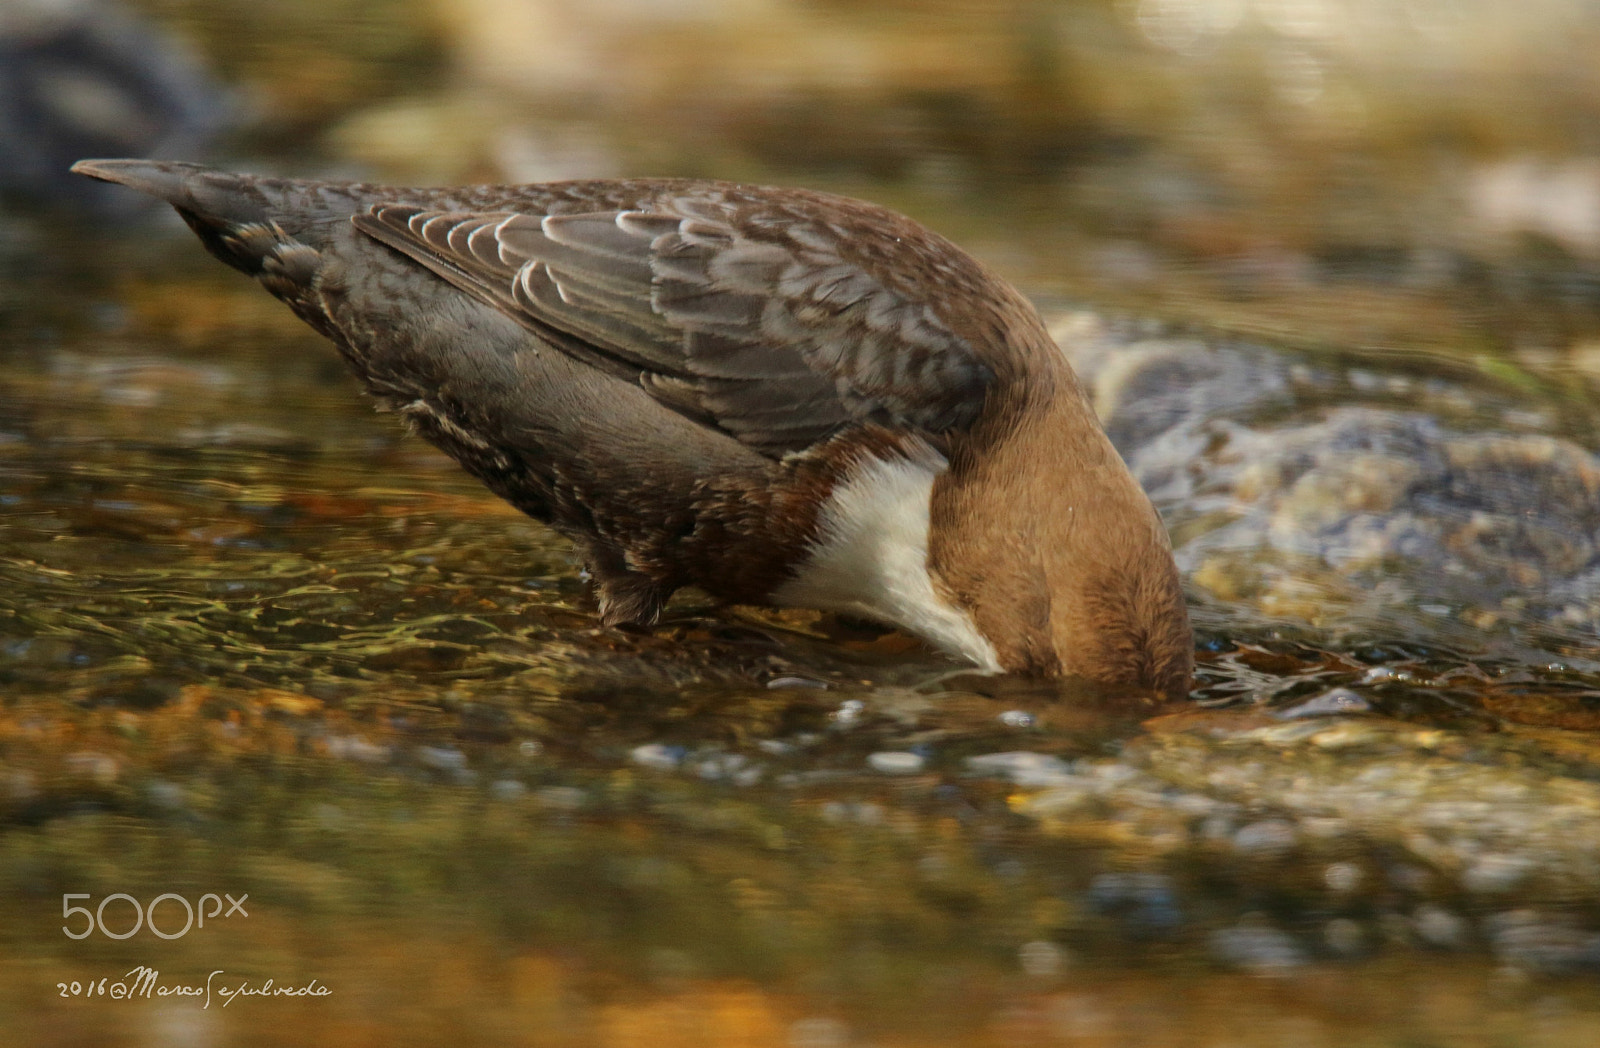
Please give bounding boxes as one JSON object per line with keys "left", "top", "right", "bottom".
{"left": 351, "top": 192, "right": 994, "bottom": 456}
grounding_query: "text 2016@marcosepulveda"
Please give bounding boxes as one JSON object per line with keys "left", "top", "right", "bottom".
{"left": 57, "top": 968, "right": 330, "bottom": 1008}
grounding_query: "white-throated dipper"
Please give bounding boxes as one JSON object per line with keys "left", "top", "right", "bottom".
{"left": 72, "top": 159, "right": 1193, "bottom": 698}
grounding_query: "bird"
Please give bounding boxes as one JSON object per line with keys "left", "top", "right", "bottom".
{"left": 71, "top": 159, "right": 1194, "bottom": 699}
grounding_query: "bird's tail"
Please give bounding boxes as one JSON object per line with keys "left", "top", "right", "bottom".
{"left": 71, "top": 159, "right": 306, "bottom": 278}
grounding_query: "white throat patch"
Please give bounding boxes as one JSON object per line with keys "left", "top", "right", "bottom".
{"left": 773, "top": 444, "right": 1002, "bottom": 673}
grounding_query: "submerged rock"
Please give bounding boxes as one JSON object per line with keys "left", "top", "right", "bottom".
{"left": 1210, "top": 917, "right": 1308, "bottom": 972}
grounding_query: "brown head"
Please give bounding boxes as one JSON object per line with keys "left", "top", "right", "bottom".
{"left": 927, "top": 317, "right": 1194, "bottom": 701}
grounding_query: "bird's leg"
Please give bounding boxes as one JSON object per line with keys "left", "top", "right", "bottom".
{"left": 576, "top": 541, "right": 667, "bottom": 628}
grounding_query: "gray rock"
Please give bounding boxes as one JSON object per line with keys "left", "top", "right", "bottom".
{"left": 1232, "top": 819, "right": 1298, "bottom": 857}
{"left": 1052, "top": 312, "right": 1600, "bottom": 645}
{"left": 1413, "top": 904, "right": 1469, "bottom": 949}
{"left": 1487, "top": 910, "right": 1600, "bottom": 973}
{"left": 0, "top": 0, "right": 229, "bottom": 212}
{"left": 1209, "top": 917, "right": 1307, "bottom": 971}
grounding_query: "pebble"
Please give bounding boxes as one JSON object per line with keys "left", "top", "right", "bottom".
{"left": 64, "top": 751, "right": 119, "bottom": 783}
{"left": 533, "top": 786, "right": 587, "bottom": 811}
{"left": 1487, "top": 910, "right": 1600, "bottom": 973}
{"left": 966, "top": 751, "right": 1076, "bottom": 787}
{"left": 696, "top": 753, "right": 764, "bottom": 786}
{"left": 1388, "top": 864, "right": 1434, "bottom": 893}
{"left": 144, "top": 779, "right": 187, "bottom": 810}
{"left": 1323, "top": 861, "right": 1364, "bottom": 893}
{"left": 1233, "top": 819, "right": 1297, "bottom": 857}
{"left": 696, "top": 753, "right": 745, "bottom": 780}
{"left": 1018, "top": 940, "right": 1066, "bottom": 977}
{"left": 490, "top": 778, "right": 527, "bottom": 801}
{"left": 3, "top": 771, "right": 37, "bottom": 802}
{"left": 1462, "top": 853, "right": 1534, "bottom": 894}
{"left": 867, "top": 751, "right": 925, "bottom": 775}
{"left": 417, "top": 745, "right": 467, "bottom": 771}
{"left": 821, "top": 801, "right": 884, "bottom": 825}
{"left": 1209, "top": 918, "right": 1307, "bottom": 972}
{"left": 788, "top": 1017, "right": 849, "bottom": 1048}
{"left": 629, "top": 743, "right": 682, "bottom": 771}
{"left": 1413, "top": 904, "right": 1468, "bottom": 948}
{"left": 1087, "top": 872, "right": 1183, "bottom": 934}
{"left": 1323, "top": 918, "right": 1366, "bottom": 956}
{"left": 326, "top": 735, "right": 390, "bottom": 762}
{"left": 831, "top": 699, "right": 865, "bottom": 727}
{"left": 767, "top": 676, "right": 828, "bottom": 690}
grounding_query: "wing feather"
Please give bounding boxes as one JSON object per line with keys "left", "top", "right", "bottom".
{"left": 353, "top": 192, "right": 993, "bottom": 455}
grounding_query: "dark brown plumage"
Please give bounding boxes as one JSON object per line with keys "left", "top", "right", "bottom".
{"left": 71, "top": 159, "right": 1194, "bottom": 699}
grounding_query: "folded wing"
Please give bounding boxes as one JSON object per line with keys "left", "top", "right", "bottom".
{"left": 352, "top": 194, "right": 994, "bottom": 456}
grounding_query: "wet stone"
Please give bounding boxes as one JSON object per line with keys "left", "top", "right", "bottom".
{"left": 1209, "top": 917, "right": 1308, "bottom": 973}
{"left": 326, "top": 735, "right": 389, "bottom": 763}
{"left": 767, "top": 676, "right": 828, "bottom": 690}
{"left": 1053, "top": 312, "right": 1600, "bottom": 645}
{"left": 998, "top": 709, "right": 1037, "bottom": 728}
{"left": 1232, "top": 819, "right": 1298, "bottom": 858}
{"left": 1487, "top": 911, "right": 1600, "bottom": 973}
{"left": 532, "top": 786, "right": 587, "bottom": 811}
{"left": 787, "top": 1018, "right": 850, "bottom": 1048}
{"left": 1323, "top": 861, "right": 1364, "bottom": 893}
{"left": 143, "top": 779, "right": 187, "bottom": 811}
{"left": 966, "top": 751, "right": 1077, "bottom": 787}
{"left": 866, "top": 751, "right": 925, "bottom": 775}
{"left": 1086, "top": 873, "right": 1183, "bottom": 936}
{"left": 1018, "top": 940, "right": 1067, "bottom": 978}
{"left": 417, "top": 745, "right": 468, "bottom": 772}
{"left": 1413, "top": 904, "right": 1470, "bottom": 949}
{"left": 630, "top": 743, "right": 683, "bottom": 771}
{"left": 1463, "top": 853, "right": 1536, "bottom": 894}
{"left": 1323, "top": 918, "right": 1367, "bottom": 957}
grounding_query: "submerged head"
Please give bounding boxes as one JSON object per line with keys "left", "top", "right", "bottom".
{"left": 930, "top": 367, "right": 1194, "bottom": 701}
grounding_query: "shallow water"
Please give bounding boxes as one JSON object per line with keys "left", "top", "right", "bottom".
{"left": 4, "top": 2, "right": 1600, "bottom": 1045}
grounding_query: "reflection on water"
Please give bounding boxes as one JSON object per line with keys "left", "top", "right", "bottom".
{"left": 4, "top": 1, "right": 1600, "bottom": 1045}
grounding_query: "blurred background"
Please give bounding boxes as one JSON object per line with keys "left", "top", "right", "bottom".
{"left": 6, "top": 2, "right": 1600, "bottom": 1047}
{"left": 6, "top": 0, "right": 1600, "bottom": 357}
